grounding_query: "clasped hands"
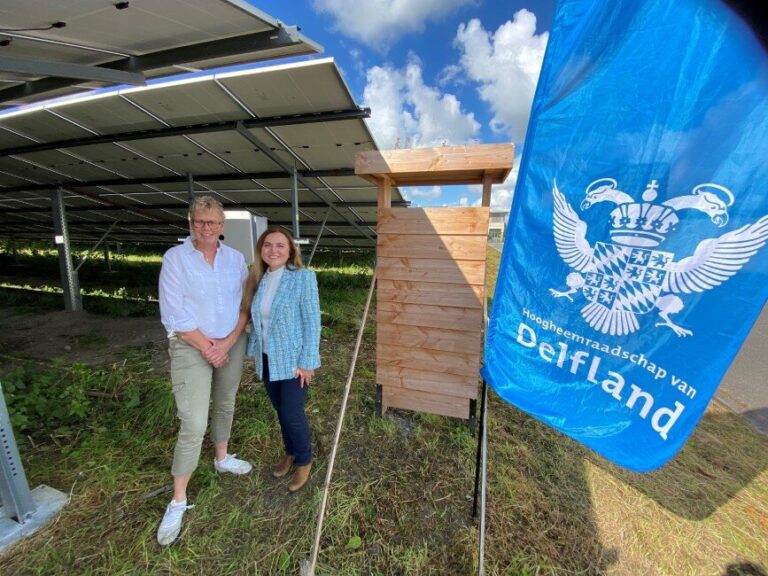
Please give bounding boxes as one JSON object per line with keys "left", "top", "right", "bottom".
{"left": 202, "top": 338, "right": 231, "bottom": 368}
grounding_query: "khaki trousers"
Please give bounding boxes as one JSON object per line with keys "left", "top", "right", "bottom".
{"left": 168, "top": 333, "right": 246, "bottom": 477}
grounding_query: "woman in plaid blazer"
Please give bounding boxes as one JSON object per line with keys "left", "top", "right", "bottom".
{"left": 243, "top": 227, "right": 321, "bottom": 492}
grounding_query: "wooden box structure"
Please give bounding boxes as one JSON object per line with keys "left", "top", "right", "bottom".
{"left": 356, "top": 144, "right": 514, "bottom": 421}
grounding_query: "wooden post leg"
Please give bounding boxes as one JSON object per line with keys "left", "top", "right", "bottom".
{"left": 378, "top": 175, "right": 392, "bottom": 209}
{"left": 375, "top": 175, "right": 389, "bottom": 420}
{"left": 481, "top": 174, "right": 493, "bottom": 207}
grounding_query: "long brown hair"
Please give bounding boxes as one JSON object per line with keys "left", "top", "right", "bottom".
{"left": 241, "top": 227, "right": 304, "bottom": 312}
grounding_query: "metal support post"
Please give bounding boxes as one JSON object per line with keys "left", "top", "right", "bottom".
{"left": 307, "top": 208, "right": 332, "bottom": 266}
{"left": 75, "top": 220, "right": 119, "bottom": 272}
{"left": 473, "top": 273, "right": 492, "bottom": 575}
{"left": 0, "top": 383, "right": 68, "bottom": 552}
{"left": 50, "top": 187, "right": 82, "bottom": 311}
{"left": 187, "top": 173, "right": 195, "bottom": 205}
{"left": 0, "top": 385, "right": 36, "bottom": 524}
{"left": 473, "top": 378, "right": 489, "bottom": 576}
{"left": 10, "top": 237, "right": 19, "bottom": 264}
{"left": 472, "top": 380, "right": 488, "bottom": 517}
{"left": 103, "top": 242, "right": 112, "bottom": 272}
{"left": 291, "top": 163, "right": 300, "bottom": 240}
{"left": 375, "top": 384, "right": 383, "bottom": 417}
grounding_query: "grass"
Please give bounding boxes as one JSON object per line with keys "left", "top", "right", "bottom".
{"left": 485, "top": 246, "right": 502, "bottom": 300}
{"left": 0, "top": 245, "right": 766, "bottom": 574}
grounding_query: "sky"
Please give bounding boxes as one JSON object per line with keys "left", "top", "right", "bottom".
{"left": 252, "top": 0, "right": 557, "bottom": 209}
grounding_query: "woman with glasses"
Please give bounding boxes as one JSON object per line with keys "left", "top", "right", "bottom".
{"left": 242, "top": 227, "right": 321, "bottom": 493}
{"left": 156, "top": 195, "right": 252, "bottom": 546}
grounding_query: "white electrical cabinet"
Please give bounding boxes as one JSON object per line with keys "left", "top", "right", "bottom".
{"left": 223, "top": 211, "right": 268, "bottom": 265}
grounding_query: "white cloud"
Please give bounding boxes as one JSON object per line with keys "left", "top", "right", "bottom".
{"left": 312, "top": 0, "right": 478, "bottom": 52}
{"left": 437, "top": 64, "right": 464, "bottom": 87}
{"left": 348, "top": 47, "right": 365, "bottom": 76}
{"left": 403, "top": 185, "right": 443, "bottom": 200}
{"left": 454, "top": 10, "right": 548, "bottom": 142}
{"left": 362, "top": 59, "right": 480, "bottom": 149}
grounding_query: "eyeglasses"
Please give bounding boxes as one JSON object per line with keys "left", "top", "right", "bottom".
{"left": 192, "top": 219, "right": 223, "bottom": 228}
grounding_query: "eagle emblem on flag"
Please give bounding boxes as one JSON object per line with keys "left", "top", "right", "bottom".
{"left": 549, "top": 178, "right": 768, "bottom": 337}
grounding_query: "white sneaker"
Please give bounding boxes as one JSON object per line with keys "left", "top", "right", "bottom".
{"left": 214, "top": 453, "right": 253, "bottom": 475}
{"left": 156, "top": 499, "right": 194, "bottom": 546}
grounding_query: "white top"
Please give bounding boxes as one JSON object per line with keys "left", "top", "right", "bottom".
{"left": 159, "top": 236, "right": 247, "bottom": 338}
{"left": 259, "top": 265, "right": 285, "bottom": 350}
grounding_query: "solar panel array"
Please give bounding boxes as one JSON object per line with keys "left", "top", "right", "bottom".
{"left": 0, "top": 0, "right": 321, "bottom": 108}
{"left": 0, "top": 58, "right": 405, "bottom": 248}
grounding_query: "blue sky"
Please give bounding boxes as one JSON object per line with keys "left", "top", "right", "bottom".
{"left": 253, "top": 0, "right": 557, "bottom": 208}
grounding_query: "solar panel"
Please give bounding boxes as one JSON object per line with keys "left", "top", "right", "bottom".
{"left": 0, "top": 58, "right": 405, "bottom": 249}
{"left": 0, "top": 0, "right": 322, "bottom": 108}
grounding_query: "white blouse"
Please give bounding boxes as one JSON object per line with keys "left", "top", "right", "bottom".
{"left": 159, "top": 237, "right": 247, "bottom": 338}
{"left": 259, "top": 265, "right": 285, "bottom": 350}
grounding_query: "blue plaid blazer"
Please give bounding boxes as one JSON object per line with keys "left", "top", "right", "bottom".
{"left": 247, "top": 267, "right": 321, "bottom": 381}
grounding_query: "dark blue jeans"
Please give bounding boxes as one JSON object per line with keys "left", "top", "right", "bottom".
{"left": 263, "top": 354, "right": 312, "bottom": 465}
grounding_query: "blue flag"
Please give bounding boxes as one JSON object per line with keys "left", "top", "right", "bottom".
{"left": 482, "top": 0, "right": 768, "bottom": 472}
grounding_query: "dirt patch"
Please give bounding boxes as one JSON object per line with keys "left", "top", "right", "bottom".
{"left": 0, "top": 305, "right": 166, "bottom": 366}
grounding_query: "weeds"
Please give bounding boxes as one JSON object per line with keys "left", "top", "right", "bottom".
{"left": 2, "top": 361, "right": 104, "bottom": 436}
{"left": 0, "top": 247, "right": 766, "bottom": 575}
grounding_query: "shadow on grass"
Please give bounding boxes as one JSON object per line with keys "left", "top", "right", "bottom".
{"left": 603, "top": 408, "right": 768, "bottom": 520}
{"left": 742, "top": 407, "right": 768, "bottom": 436}
{"left": 723, "top": 562, "right": 768, "bottom": 576}
{"left": 0, "top": 286, "right": 158, "bottom": 317}
{"left": 485, "top": 398, "right": 613, "bottom": 575}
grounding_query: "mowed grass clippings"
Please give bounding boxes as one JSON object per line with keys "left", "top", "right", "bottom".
{"left": 586, "top": 401, "right": 768, "bottom": 576}
{"left": 0, "top": 247, "right": 766, "bottom": 575}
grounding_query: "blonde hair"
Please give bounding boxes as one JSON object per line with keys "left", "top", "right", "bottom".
{"left": 188, "top": 195, "right": 224, "bottom": 221}
{"left": 188, "top": 196, "right": 225, "bottom": 239}
{"left": 241, "top": 227, "right": 304, "bottom": 312}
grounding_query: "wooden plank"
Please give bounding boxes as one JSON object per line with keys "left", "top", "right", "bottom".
{"left": 377, "top": 301, "right": 484, "bottom": 331}
{"left": 378, "top": 175, "right": 391, "bottom": 208}
{"left": 378, "top": 234, "right": 487, "bottom": 260}
{"left": 377, "top": 323, "right": 482, "bottom": 355}
{"left": 482, "top": 173, "right": 492, "bottom": 207}
{"left": 356, "top": 144, "right": 514, "bottom": 187}
{"left": 378, "top": 365, "right": 479, "bottom": 399}
{"left": 377, "top": 256, "right": 486, "bottom": 285}
{"left": 378, "top": 207, "right": 489, "bottom": 235}
{"left": 377, "top": 344, "right": 480, "bottom": 378}
{"left": 392, "top": 171, "right": 505, "bottom": 186}
{"left": 378, "top": 279, "right": 484, "bottom": 309}
{"left": 382, "top": 386, "right": 471, "bottom": 419}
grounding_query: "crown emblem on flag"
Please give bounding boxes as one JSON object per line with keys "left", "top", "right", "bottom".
{"left": 606, "top": 181, "right": 678, "bottom": 248}
{"left": 580, "top": 178, "right": 736, "bottom": 248}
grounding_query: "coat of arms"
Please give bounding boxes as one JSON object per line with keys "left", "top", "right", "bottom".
{"left": 549, "top": 178, "right": 768, "bottom": 337}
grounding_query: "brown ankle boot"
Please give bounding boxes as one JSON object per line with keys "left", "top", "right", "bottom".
{"left": 272, "top": 455, "right": 295, "bottom": 478}
{"left": 288, "top": 462, "right": 312, "bottom": 492}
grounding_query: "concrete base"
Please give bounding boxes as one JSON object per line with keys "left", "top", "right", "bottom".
{"left": 0, "top": 485, "right": 68, "bottom": 553}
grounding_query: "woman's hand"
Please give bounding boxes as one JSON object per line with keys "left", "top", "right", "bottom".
{"left": 204, "top": 338, "right": 232, "bottom": 367}
{"left": 296, "top": 368, "right": 314, "bottom": 388}
{"left": 203, "top": 312, "right": 247, "bottom": 368}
